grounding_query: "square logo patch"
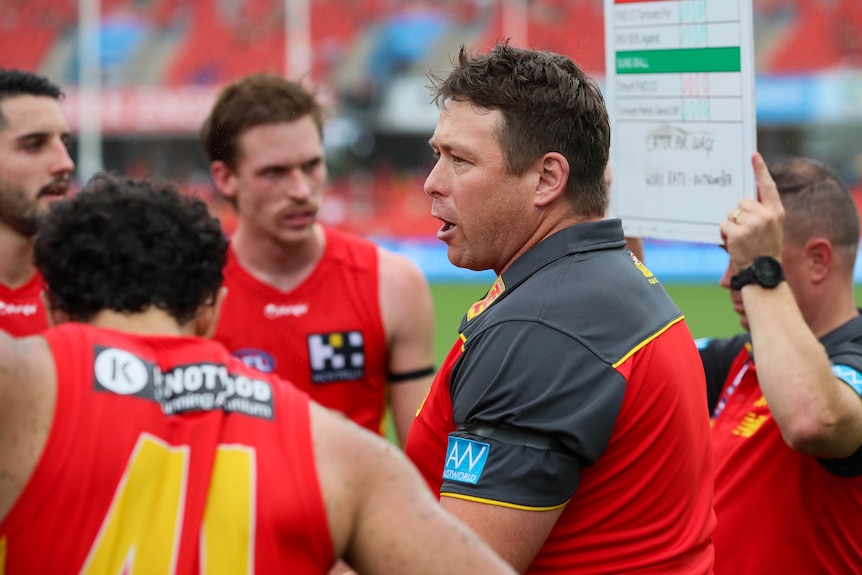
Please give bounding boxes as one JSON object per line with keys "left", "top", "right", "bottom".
{"left": 443, "top": 436, "right": 490, "bottom": 485}
{"left": 308, "top": 331, "right": 365, "bottom": 383}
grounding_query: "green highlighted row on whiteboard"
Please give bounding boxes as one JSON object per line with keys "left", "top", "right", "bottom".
{"left": 617, "top": 47, "right": 741, "bottom": 74}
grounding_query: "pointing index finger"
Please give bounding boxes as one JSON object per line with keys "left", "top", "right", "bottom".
{"left": 752, "top": 152, "right": 780, "bottom": 208}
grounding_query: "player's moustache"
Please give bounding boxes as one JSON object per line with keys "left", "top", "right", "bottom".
{"left": 38, "top": 175, "right": 71, "bottom": 198}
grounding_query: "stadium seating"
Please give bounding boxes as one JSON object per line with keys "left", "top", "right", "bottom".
{"left": 0, "top": 0, "right": 75, "bottom": 71}
{"left": 10, "top": 0, "right": 858, "bottom": 83}
{"left": 765, "top": 0, "right": 842, "bottom": 72}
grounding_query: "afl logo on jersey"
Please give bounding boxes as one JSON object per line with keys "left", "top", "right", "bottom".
{"left": 232, "top": 348, "right": 276, "bottom": 373}
{"left": 94, "top": 347, "right": 150, "bottom": 395}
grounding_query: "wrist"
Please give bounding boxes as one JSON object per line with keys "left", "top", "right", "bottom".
{"left": 730, "top": 256, "right": 785, "bottom": 290}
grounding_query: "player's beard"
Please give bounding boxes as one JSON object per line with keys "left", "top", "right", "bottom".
{"left": 0, "top": 177, "right": 65, "bottom": 236}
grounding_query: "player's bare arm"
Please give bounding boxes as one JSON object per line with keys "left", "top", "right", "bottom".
{"left": 310, "top": 402, "right": 515, "bottom": 575}
{"left": 0, "top": 333, "right": 56, "bottom": 519}
{"left": 378, "top": 248, "right": 435, "bottom": 446}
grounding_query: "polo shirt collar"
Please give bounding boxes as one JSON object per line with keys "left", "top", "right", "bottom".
{"left": 499, "top": 219, "right": 628, "bottom": 290}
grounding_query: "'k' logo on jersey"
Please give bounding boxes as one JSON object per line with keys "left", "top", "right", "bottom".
{"left": 92, "top": 346, "right": 275, "bottom": 420}
{"left": 308, "top": 331, "right": 365, "bottom": 383}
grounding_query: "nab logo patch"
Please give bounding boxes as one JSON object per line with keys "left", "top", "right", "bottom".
{"left": 308, "top": 331, "right": 365, "bottom": 383}
{"left": 232, "top": 348, "right": 276, "bottom": 373}
{"left": 443, "top": 436, "right": 490, "bottom": 485}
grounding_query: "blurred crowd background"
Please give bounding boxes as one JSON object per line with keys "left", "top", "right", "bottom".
{"left": 2, "top": 0, "right": 862, "bottom": 240}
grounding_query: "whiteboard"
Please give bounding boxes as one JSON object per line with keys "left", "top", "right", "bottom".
{"left": 603, "top": 0, "right": 757, "bottom": 244}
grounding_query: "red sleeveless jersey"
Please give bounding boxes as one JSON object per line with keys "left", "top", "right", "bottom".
{"left": 214, "top": 227, "right": 388, "bottom": 434}
{"left": 0, "top": 272, "right": 48, "bottom": 336}
{"left": 0, "top": 323, "right": 332, "bottom": 574}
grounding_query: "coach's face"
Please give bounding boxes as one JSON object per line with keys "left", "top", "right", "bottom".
{"left": 425, "top": 100, "right": 540, "bottom": 275}
{"left": 0, "top": 95, "right": 73, "bottom": 236}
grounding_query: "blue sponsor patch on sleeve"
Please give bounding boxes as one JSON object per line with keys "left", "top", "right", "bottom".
{"left": 832, "top": 364, "right": 862, "bottom": 396}
{"left": 443, "top": 436, "right": 490, "bottom": 485}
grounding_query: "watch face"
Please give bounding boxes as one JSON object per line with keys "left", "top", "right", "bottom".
{"left": 754, "top": 257, "right": 783, "bottom": 286}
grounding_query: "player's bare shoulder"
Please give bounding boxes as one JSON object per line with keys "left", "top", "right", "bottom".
{"left": 0, "top": 333, "right": 56, "bottom": 518}
{"left": 376, "top": 246, "right": 434, "bottom": 331}
{"left": 0, "top": 333, "right": 55, "bottom": 411}
{"left": 377, "top": 246, "right": 430, "bottom": 296}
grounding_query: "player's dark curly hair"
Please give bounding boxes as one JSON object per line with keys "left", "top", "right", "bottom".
{"left": 33, "top": 173, "right": 228, "bottom": 324}
{"left": 428, "top": 42, "right": 610, "bottom": 218}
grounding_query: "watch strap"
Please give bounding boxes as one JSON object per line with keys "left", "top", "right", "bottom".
{"left": 730, "top": 267, "right": 755, "bottom": 290}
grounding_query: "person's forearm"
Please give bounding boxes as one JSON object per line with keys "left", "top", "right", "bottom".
{"left": 744, "top": 283, "right": 862, "bottom": 456}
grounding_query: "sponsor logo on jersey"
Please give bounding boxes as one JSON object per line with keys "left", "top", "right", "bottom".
{"left": 308, "top": 331, "right": 365, "bottom": 383}
{"left": 232, "top": 348, "right": 276, "bottom": 373}
{"left": 92, "top": 346, "right": 275, "bottom": 419}
{"left": 263, "top": 303, "right": 309, "bottom": 319}
{"left": 832, "top": 364, "right": 862, "bottom": 395}
{"left": 94, "top": 348, "right": 151, "bottom": 396}
{"left": 632, "top": 252, "right": 658, "bottom": 284}
{"left": 0, "top": 300, "right": 38, "bottom": 316}
{"left": 443, "top": 436, "right": 490, "bottom": 485}
{"left": 467, "top": 277, "right": 506, "bottom": 321}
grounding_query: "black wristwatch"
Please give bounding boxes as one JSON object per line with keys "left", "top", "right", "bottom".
{"left": 730, "top": 256, "right": 785, "bottom": 290}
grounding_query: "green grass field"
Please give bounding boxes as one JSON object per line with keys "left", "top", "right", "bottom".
{"left": 430, "top": 282, "right": 862, "bottom": 365}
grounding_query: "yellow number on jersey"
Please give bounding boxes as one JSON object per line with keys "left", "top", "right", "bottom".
{"left": 201, "top": 445, "right": 255, "bottom": 575}
{"left": 80, "top": 434, "right": 254, "bottom": 574}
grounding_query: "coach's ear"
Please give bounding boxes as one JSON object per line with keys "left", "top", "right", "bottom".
{"left": 194, "top": 286, "right": 228, "bottom": 339}
{"left": 533, "top": 151, "right": 569, "bottom": 207}
{"left": 40, "top": 291, "right": 70, "bottom": 327}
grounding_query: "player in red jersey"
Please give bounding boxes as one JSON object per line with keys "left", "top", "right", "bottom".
{"left": 406, "top": 42, "right": 715, "bottom": 574}
{"left": 0, "top": 69, "right": 74, "bottom": 336}
{"left": 201, "top": 74, "right": 435, "bottom": 444}
{"left": 698, "top": 155, "right": 862, "bottom": 573}
{"left": 0, "top": 173, "right": 517, "bottom": 575}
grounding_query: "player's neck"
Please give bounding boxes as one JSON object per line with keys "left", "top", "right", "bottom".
{"left": 86, "top": 307, "right": 195, "bottom": 336}
{"left": 0, "top": 225, "right": 36, "bottom": 288}
{"left": 231, "top": 224, "right": 326, "bottom": 292}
